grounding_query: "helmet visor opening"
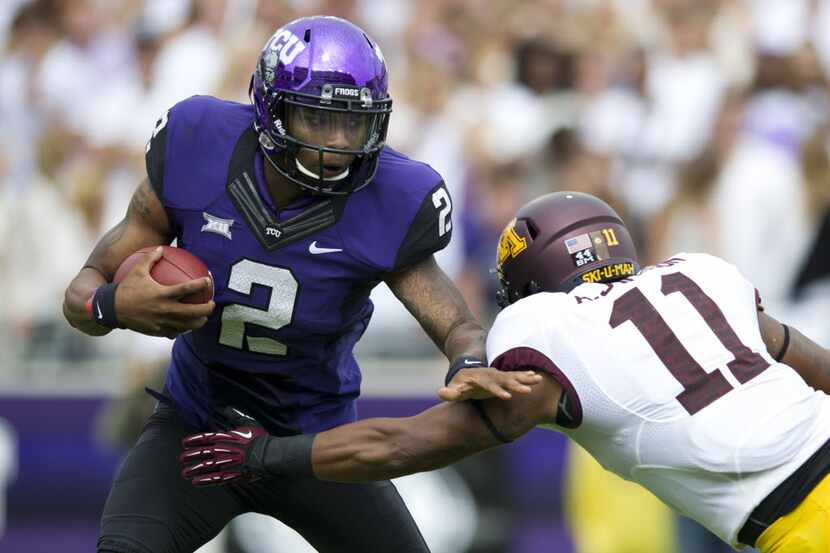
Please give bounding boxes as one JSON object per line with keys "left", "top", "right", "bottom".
{"left": 289, "top": 104, "right": 371, "bottom": 151}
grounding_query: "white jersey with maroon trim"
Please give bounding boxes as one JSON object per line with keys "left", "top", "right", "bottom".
{"left": 486, "top": 253, "right": 830, "bottom": 547}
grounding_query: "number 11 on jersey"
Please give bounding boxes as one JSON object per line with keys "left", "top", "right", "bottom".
{"left": 609, "top": 272, "right": 769, "bottom": 414}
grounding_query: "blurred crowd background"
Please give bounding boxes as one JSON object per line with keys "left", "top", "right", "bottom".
{"left": 1, "top": 0, "right": 829, "bottom": 552}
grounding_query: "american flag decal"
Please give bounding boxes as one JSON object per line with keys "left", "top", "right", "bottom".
{"left": 565, "top": 233, "right": 592, "bottom": 254}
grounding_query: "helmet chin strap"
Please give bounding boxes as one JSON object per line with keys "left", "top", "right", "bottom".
{"left": 295, "top": 159, "right": 350, "bottom": 181}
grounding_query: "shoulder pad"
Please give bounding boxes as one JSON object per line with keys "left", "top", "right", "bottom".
{"left": 339, "top": 147, "right": 451, "bottom": 271}
{"left": 487, "top": 297, "right": 543, "bottom": 361}
{"left": 145, "top": 96, "right": 254, "bottom": 211}
{"left": 671, "top": 252, "right": 746, "bottom": 281}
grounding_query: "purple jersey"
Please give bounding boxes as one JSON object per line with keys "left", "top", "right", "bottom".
{"left": 145, "top": 96, "right": 452, "bottom": 435}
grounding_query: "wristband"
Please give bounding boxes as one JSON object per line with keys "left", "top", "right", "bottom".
{"left": 88, "top": 283, "right": 121, "bottom": 329}
{"left": 262, "top": 433, "right": 316, "bottom": 477}
{"left": 774, "top": 324, "right": 790, "bottom": 362}
{"left": 445, "top": 356, "right": 485, "bottom": 386}
{"left": 471, "top": 400, "right": 513, "bottom": 443}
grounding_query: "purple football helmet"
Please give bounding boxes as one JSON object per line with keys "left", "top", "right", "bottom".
{"left": 496, "top": 191, "right": 640, "bottom": 307}
{"left": 250, "top": 16, "right": 392, "bottom": 195}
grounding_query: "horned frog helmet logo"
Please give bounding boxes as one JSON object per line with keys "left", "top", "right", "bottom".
{"left": 496, "top": 218, "right": 528, "bottom": 276}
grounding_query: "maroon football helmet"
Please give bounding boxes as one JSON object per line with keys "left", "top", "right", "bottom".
{"left": 496, "top": 191, "right": 640, "bottom": 307}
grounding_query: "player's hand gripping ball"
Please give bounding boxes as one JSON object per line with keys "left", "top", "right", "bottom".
{"left": 114, "top": 245, "right": 213, "bottom": 304}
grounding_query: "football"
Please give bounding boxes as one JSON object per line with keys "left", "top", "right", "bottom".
{"left": 113, "top": 245, "right": 213, "bottom": 304}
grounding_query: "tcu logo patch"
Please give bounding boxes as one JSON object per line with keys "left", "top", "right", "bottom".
{"left": 264, "top": 30, "right": 305, "bottom": 65}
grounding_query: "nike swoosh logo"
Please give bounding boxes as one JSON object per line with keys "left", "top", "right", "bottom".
{"left": 96, "top": 302, "right": 103, "bottom": 320}
{"left": 464, "top": 360, "right": 482, "bottom": 366}
{"left": 309, "top": 241, "right": 343, "bottom": 255}
{"left": 231, "top": 430, "right": 253, "bottom": 439}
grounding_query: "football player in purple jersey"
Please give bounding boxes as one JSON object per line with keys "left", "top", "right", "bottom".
{"left": 186, "top": 192, "right": 830, "bottom": 553}
{"left": 63, "top": 16, "right": 539, "bottom": 553}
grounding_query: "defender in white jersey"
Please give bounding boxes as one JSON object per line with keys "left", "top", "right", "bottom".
{"left": 181, "top": 192, "right": 830, "bottom": 552}
{"left": 489, "top": 252, "right": 830, "bottom": 548}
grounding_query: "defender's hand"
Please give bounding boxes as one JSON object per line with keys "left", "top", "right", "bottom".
{"left": 180, "top": 425, "right": 270, "bottom": 487}
{"left": 438, "top": 367, "right": 542, "bottom": 402}
{"left": 115, "top": 248, "right": 215, "bottom": 338}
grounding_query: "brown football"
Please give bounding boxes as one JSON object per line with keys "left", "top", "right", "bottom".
{"left": 113, "top": 246, "right": 213, "bottom": 304}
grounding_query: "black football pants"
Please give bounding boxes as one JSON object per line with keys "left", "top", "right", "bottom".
{"left": 97, "top": 405, "right": 430, "bottom": 553}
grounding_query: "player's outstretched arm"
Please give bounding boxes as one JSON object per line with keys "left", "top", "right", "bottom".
{"left": 63, "top": 179, "right": 213, "bottom": 337}
{"left": 180, "top": 373, "right": 562, "bottom": 485}
{"left": 385, "top": 255, "right": 541, "bottom": 400}
{"left": 312, "top": 373, "right": 560, "bottom": 481}
{"left": 759, "top": 311, "right": 830, "bottom": 393}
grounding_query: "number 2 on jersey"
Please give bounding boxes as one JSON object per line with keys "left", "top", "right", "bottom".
{"left": 609, "top": 272, "right": 769, "bottom": 415}
{"left": 219, "top": 260, "right": 298, "bottom": 356}
{"left": 432, "top": 187, "right": 452, "bottom": 237}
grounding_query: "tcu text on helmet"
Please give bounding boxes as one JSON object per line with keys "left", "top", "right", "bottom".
{"left": 265, "top": 29, "right": 306, "bottom": 65}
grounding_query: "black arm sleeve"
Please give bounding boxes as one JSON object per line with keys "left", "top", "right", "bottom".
{"left": 145, "top": 110, "right": 170, "bottom": 201}
{"left": 393, "top": 180, "right": 453, "bottom": 270}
